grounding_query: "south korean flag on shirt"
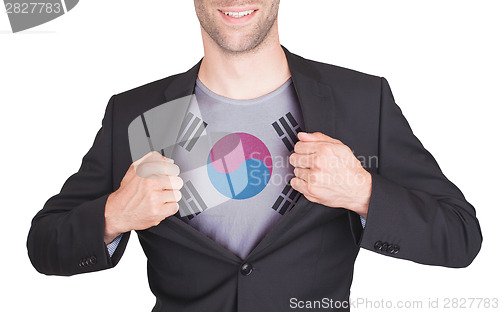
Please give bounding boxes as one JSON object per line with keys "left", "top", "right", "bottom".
{"left": 128, "top": 94, "right": 303, "bottom": 221}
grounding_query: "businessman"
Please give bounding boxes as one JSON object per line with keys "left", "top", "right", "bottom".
{"left": 27, "top": 1, "right": 482, "bottom": 311}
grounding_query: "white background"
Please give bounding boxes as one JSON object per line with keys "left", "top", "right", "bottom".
{"left": 1, "top": 0, "right": 499, "bottom": 311}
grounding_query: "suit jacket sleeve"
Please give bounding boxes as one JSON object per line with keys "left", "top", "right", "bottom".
{"left": 27, "top": 95, "right": 130, "bottom": 276}
{"left": 350, "top": 77, "right": 482, "bottom": 268}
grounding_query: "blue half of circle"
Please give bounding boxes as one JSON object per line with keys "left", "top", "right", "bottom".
{"left": 207, "top": 158, "right": 270, "bottom": 200}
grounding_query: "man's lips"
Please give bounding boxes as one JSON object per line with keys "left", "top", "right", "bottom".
{"left": 218, "top": 8, "right": 258, "bottom": 24}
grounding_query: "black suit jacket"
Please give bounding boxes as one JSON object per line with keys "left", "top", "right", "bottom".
{"left": 27, "top": 46, "right": 482, "bottom": 311}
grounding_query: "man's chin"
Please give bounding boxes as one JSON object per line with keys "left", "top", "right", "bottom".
{"left": 215, "top": 36, "right": 266, "bottom": 55}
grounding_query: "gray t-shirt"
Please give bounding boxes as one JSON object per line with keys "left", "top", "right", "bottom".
{"left": 172, "top": 77, "right": 305, "bottom": 259}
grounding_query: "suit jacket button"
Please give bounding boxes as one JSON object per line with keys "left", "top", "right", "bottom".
{"left": 381, "top": 242, "right": 389, "bottom": 252}
{"left": 240, "top": 263, "right": 253, "bottom": 276}
{"left": 81, "top": 258, "right": 88, "bottom": 267}
{"left": 89, "top": 256, "right": 97, "bottom": 265}
{"left": 374, "top": 241, "right": 383, "bottom": 250}
{"left": 387, "top": 244, "right": 394, "bottom": 254}
{"left": 393, "top": 245, "right": 400, "bottom": 254}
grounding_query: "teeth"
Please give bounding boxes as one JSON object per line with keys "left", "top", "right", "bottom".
{"left": 222, "top": 10, "right": 255, "bottom": 18}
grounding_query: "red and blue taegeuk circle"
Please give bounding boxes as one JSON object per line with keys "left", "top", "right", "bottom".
{"left": 207, "top": 133, "right": 272, "bottom": 200}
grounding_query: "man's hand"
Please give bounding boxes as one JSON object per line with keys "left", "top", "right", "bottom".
{"left": 103, "top": 151, "right": 183, "bottom": 244}
{"left": 289, "top": 132, "right": 372, "bottom": 219}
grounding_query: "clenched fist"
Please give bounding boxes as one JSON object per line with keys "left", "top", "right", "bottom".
{"left": 289, "top": 132, "right": 372, "bottom": 219}
{"left": 103, "top": 151, "right": 184, "bottom": 244}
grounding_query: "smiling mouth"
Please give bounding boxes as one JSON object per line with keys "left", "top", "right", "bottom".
{"left": 219, "top": 9, "right": 257, "bottom": 18}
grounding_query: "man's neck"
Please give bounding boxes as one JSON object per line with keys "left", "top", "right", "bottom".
{"left": 197, "top": 31, "right": 291, "bottom": 100}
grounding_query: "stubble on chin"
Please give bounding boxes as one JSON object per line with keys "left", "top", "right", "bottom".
{"left": 195, "top": 1, "right": 280, "bottom": 55}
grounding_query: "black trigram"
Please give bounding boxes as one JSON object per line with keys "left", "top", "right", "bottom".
{"left": 272, "top": 181, "right": 301, "bottom": 215}
{"left": 177, "top": 112, "right": 208, "bottom": 152}
{"left": 272, "top": 112, "right": 303, "bottom": 151}
{"left": 179, "top": 180, "right": 208, "bottom": 220}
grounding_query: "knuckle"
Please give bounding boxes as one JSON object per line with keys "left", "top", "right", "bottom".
{"left": 163, "top": 176, "right": 173, "bottom": 189}
{"left": 298, "top": 159, "right": 305, "bottom": 168}
{"left": 310, "top": 170, "right": 321, "bottom": 184}
{"left": 149, "top": 151, "right": 163, "bottom": 162}
{"left": 293, "top": 142, "right": 301, "bottom": 153}
{"left": 149, "top": 204, "right": 159, "bottom": 217}
{"left": 309, "top": 173, "right": 317, "bottom": 184}
{"left": 148, "top": 151, "right": 160, "bottom": 161}
{"left": 137, "top": 162, "right": 151, "bottom": 171}
{"left": 156, "top": 177, "right": 169, "bottom": 189}
{"left": 318, "top": 144, "right": 330, "bottom": 154}
{"left": 173, "top": 176, "right": 184, "bottom": 189}
{"left": 136, "top": 164, "right": 150, "bottom": 178}
{"left": 166, "top": 163, "right": 180, "bottom": 176}
{"left": 306, "top": 183, "right": 317, "bottom": 197}
{"left": 172, "top": 164, "right": 181, "bottom": 176}
{"left": 166, "top": 177, "right": 175, "bottom": 189}
{"left": 340, "top": 144, "right": 352, "bottom": 155}
{"left": 312, "top": 156, "right": 321, "bottom": 168}
{"left": 173, "top": 190, "right": 182, "bottom": 202}
{"left": 166, "top": 202, "right": 179, "bottom": 215}
{"left": 164, "top": 191, "right": 175, "bottom": 204}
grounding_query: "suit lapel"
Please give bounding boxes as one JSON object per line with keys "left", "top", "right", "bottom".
{"left": 158, "top": 46, "right": 338, "bottom": 261}
{"left": 163, "top": 60, "right": 202, "bottom": 103}
{"left": 283, "top": 46, "right": 336, "bottom": 137}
